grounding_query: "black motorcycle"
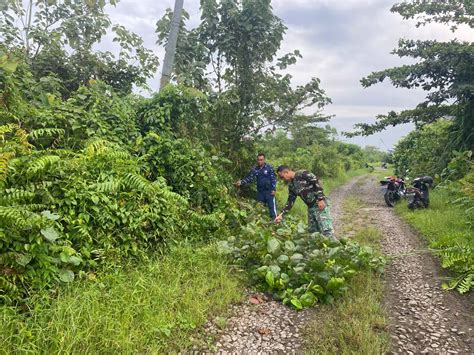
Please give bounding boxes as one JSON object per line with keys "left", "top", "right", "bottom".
{"left": 380, "top": 176, "right": 406, "bottom": 207}
{"left": 406, "top": 176, "right": 433, "bottom": 209}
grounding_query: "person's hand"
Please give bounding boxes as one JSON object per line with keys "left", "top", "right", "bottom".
{"left": 271, "top": 190, "right": 276, "bottom": 196}
{"left": 235, "top": 180, "right": 241, "bottom": 188}
{"left": 274, "top": 214, "right": 283, "bottom": 224}
{"left": 317, "top": 199, "right": 325, "bottom": 210}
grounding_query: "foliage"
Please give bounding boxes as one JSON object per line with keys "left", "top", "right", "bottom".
{"left": 137, "top": 132, "right": 233, "bottom": 212}
{"left": 156, "top": 0, "right": 331, "bottom": 153}
{"left": 346, "top": 0, "right": 474, "bottom": 152}
{"left": 0, "top": 0, "right": 159, "bottom": 96}
{"left": 392, "top": 119, "right": 453, "bottom": 178}
{"left": 258, "top": 128, "right": 371, "bottom": 179}
{"left": 219, "top": 219, "right": 385, "bottom": 310}
{"left": 0, "top": 132, "right": 234, "bottom": 303}
{"left": 0, "top": 244, "right": 243, "bottom": 353}
{"left": 396, "top": 187, "right": 473, "bottom": 294}
{"left": 136, "top": 84, "right": 209, "bottom": 137}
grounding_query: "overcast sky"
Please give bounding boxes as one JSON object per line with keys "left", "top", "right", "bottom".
{"left": 103, "top": 0, "right": 472, "bottom": 150}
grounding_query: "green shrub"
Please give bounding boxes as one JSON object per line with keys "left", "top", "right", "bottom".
{"left": 219, "top": 218, "right": 385, "bottom": 309}
{"left": 0, "top": 132, "right": 231, "bottom": 303}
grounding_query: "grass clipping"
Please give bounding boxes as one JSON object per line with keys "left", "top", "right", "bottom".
{"left": 219, "top": 217, "right": 385, "bottom": 310}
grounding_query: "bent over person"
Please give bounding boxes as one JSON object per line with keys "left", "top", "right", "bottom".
{"left": 236, "top": 153, "right": 277, "bottom": 219}
{"left": 274, "top": 165, "right": 334, "bottom": 238}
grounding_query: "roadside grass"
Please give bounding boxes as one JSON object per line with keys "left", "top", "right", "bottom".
{"left": 303, "top": 196, "right": 390, "bottom": 354}
{"left": 395, "top": 187, "right": 473, "bottom": 290}
{"left": 276, "top": 168, "right": 369, "bottom": 221}
{"left": 1, "top": 244, "right": 243, "bottom": 353}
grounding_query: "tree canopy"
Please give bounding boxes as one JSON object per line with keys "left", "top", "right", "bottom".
{"left": 346, "top": 0, "right": 473, "bottom": 151}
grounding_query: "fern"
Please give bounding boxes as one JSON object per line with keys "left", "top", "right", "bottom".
{"left": 0, "top": 188, "right": 35, "bottom": 205}
{"left": 27, "top": 155, "right": 60, "bottom": 177}
{"left": 84, "top": 139, "right": 110, "bottom": 157}
{"left": 122, "top": 173, "right": 153, "bottom": 194}
{"left": 89, "top": 179, "right": 121, "bottom": 193}
{"left": 29, "top": 128, "right": 65, "bottom": 140}
{"left": 0, "top": 151, "right": 15, "bottom": 183}
{"left": 0, "top": 206, "right": 40, "bottom": 228}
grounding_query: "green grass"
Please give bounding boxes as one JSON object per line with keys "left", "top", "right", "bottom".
{"left": 303, "top": 196, "right": 390, "bottom": 354}
{"left": 1, "top": 244, "right": 243, "bottom": 353}
{"left": 395, "top": 187, "right": 473, "bottom": 292}
{"left": 395, "top": 188, "right": 472, "bottom": 248}
{"left": 276, "top": 168, "right": 369, "bottom": 221}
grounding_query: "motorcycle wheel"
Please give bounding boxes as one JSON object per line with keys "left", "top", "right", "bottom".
{"left": 384, "top": 191, "right": 396, "bottom": 207}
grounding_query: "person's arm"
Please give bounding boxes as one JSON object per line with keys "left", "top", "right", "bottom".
{"left": 239, "top": 167, "right": 257, "bottom": 186}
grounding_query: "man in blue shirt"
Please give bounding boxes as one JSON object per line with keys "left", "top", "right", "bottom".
{"left": 236, "top": 153, "right": 277, "bottom": 219}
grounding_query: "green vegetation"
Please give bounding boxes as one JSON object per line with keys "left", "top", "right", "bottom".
{"left": 219, "top": 216, "right": 385, "bottom": 310}
{"left": 1, "top": 244, "right": 242, "bottom": 353}
{"left": 303, "top": 196, "right": 390, "bottom": 354}
{"left": 391, "top": 123, "right": 473, "bottom": 293}
{"left": 396, "top": 188, "right": 473, "bottom": 294}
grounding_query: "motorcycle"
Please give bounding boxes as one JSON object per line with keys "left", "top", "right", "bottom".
{"left": 406, "top": 176, "right": 433, "bottom": 209}
{"left": 380, "top": 176, "right": 406, "bottom": 207}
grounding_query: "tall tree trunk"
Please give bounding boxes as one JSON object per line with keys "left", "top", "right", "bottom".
{"left": 159, "top": 0, "right": 184, "bottom": 90}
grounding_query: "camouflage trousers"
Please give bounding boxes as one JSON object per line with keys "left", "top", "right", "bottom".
{"left": 307, "top": 199, "right": 334, "bottom": 238}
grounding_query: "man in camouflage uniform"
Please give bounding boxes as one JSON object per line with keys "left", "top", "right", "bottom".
{"left": 274, "top": 165, "right": 334, "bottom": 238}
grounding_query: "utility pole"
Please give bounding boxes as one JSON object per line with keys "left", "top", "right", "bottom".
{"left": 159, "top": 0, "right": 184, "bottom": 90}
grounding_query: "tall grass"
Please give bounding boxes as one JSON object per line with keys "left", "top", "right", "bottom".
{"left": 1, "top": 244, "right": 243, "bottom": 353}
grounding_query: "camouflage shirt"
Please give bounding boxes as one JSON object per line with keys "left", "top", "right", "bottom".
{"left": 281, "top": 170, "right": 325, "bottom": 215}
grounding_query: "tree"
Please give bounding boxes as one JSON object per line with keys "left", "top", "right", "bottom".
{"left": 0, "top": 0, "right": 159, "bottom": 96}
{"left": 155, "top": 0, "right": 331, "bottom": 152}
{"left": 346, "top": 0, "right": 473, "bottom": 151}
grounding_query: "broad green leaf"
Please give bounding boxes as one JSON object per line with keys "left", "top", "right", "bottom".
{"left": 290, "top": 253, "right": 303, "bottom": 264}
{"left": 290, "top": 298, "right": 303, "bottom": 310}
{"left": 269, "top": 264, "right": 281, "bottom": 278}
{"left": 311, "top": 284, "right": 325, "bottom": 295}
{"left": 326, "top": 277, "right": 345, "bottom": 291}
{"left": 300, "top": 292, "right": 317, "bottom": 307}
{"left": 16, "top": 253, "right": 32, "bottom": 266}
{"left": 59, "top": 269, "right": 75, "bottom": 283}
{"left": 256, "top": 265, "right": 268, "bottom": 277}
{"left": 265, "top": 270, "right": 275, "bottom": 288}
{"left": 284, "top": 240, "right": 296, "bottom": 252}
{"left": 267, "top": 238, "right": 281, "bottom": 255}
{"left": 68, "top": 256, "right": 82, "bottom": 266}
{"left": 41, "top": 210, "right": 60, "bottom": 221}
{"left": 41, "top": 227, "right": 59, "bottom": 242}
{"left": 277, "top": 254, "right": 289, "bottom": 265}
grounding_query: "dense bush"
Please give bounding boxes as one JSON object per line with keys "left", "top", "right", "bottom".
{"left": 393, "top": 120, "right": 453, "bottom": 178}
{"left": 219, "top": 218, "right": 385, "bottom": 309}
{"left": 0, "top": 132, "right": 204, "bottom": 303}
{"left": 257, "top": 129, "right": 371, "bottom": 178}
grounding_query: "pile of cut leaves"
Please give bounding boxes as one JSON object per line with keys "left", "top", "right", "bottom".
{"left": 219, "top": 219, "right": 385, "bottom": 310}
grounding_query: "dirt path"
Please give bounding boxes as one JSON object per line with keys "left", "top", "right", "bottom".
{"left": 199, "top": 174, "right": 473, "bottom": 354}
{"left": 357, "top": 174, "right": 473, "bottom": 354}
